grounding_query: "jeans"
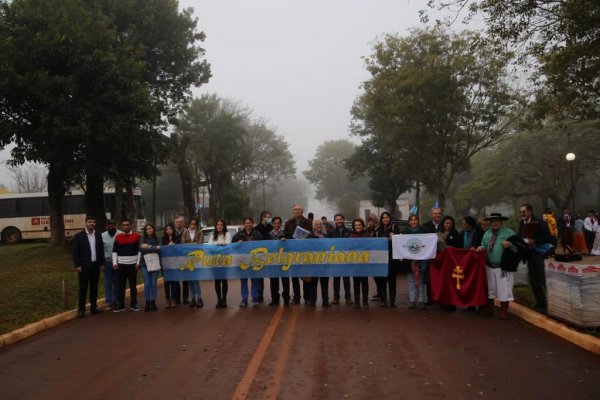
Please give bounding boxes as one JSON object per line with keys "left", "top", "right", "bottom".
{"left": 103, "top": 260, "right": 119, "bottom": 305}
{"left": 241, "top": 278, "right": 260, "bottom": 301}
{"left": 407, "top": 260, "right": 428, "bottom": 303}
{"left": 189, "top": 280, "right": 202, "bottom": 301}
{"left": 141, "top": 267, "right": 159, "bottom": 301}
{"left": 117, "top": 263, "right": 137, "bottom": 308}
{"left": 333, "top": 276, "right": 351, "bottom": 299}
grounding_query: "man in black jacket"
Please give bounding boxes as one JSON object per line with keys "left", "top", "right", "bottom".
{"left": 329, "top": 213, "right": 353, "bottom": 305}
{"left": 518, "top": 203, "right": 552, "bottom": 310}
{"left": 422, "top": 207, "right": 442, "bottom": 233}
{"left": 72, "top": 215, "right": 105, "bottom": 318}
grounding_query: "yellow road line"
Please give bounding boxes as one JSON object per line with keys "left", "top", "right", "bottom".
{"left": 231, "top": 306, "right": 285, "bottom": 400}
{"left": 264, "top": 309, "right": 299, "bottom": 399}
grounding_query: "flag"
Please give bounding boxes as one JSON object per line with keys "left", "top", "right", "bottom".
{"left": 433, "top": 200, "right": 440, "bottom": 209}
{"left": 429, "top": 247, "right": 487, "bottom": 307}
{"left": 392, "top": 233, "right": 438, "bottom": 260}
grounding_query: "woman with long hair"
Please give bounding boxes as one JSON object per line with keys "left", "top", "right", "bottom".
{"left": 460, "top": 216, "right": 485, "bottom": 250}
{"left": 403, "top": 214, "right": 429, "bottom": 309}
{"left": 440, "top": 215, "right": 461, "bottom": 248}
{"left": 140, "top": 223, "right": 161, "bottom": 312}
{"left": 374, "top": 211, "right": 400, "bottom": 307}
{"left": 181, "top": 217, "right": 204, "bottom": 308}
{"left": 349, "top": 218, "right": 370, "bottom": 308}
{"left": 208, "top": 219, "right": 232, "bottom": 308}
{"left": 232, "top": 217, "right": 263, "bottom": 307}
{"left": 161, "top": 223, "right": 178, "bottom": 308}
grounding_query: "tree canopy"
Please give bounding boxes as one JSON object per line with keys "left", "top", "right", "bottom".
{"left": 351, "top": 26, "right": 523, "bottom": 209}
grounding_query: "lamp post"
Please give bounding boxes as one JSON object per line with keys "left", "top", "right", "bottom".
{"left": 566, "top": 152, "right": 576, "bottom": 213}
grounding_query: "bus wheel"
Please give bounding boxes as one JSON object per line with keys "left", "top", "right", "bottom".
{"left": 2, "top": 227, "right": 21, "bottom": 244}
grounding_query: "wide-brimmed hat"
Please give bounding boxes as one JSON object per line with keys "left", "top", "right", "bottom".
{"left": 484, "top": 212, "right": 509, "bottom": 221}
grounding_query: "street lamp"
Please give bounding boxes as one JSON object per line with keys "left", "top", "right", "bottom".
{"left": 566, "top": 152, "right": 576, "bottom": 213}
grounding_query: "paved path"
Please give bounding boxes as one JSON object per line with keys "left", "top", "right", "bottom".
{"left": 0, "top": 277, "right": 599, "bottom": 399}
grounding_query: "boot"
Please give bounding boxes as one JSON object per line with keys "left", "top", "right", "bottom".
{"left": 144, "top": 302, "right": 151, "bottom": 312}
{"left": 151, "top": 300, "right": 158, "bottom": 311}
{"left": 479, "top": 298, "right": 495, "bottom": 317}
{"left": 499, "top": 301, "right": 509, "bottom": 320}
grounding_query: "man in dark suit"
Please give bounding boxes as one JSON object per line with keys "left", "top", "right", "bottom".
{"left": 72, "top": 215, "right": 105, "bottom": 318}
{"left": 283, "top": 204, "right": 313, "bottom": 304}
{"left": 328, "top": 213, "right": 352, "bottom": 305}
{"left": 422, "top": 206, "right": 442, "bottom": 233}
{"left": 518, "top": 203, "right": 552, "bottom": 310}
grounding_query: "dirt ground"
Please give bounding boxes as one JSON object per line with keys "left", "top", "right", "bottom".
{"left": 0, "top": 276, "right": 599, "bottom": 400}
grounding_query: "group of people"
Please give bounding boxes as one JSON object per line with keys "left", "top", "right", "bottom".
{"left": 73, "top": 202, "right": 562, "bottom": 320}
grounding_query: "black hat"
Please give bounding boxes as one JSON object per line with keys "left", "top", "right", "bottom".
{"left": 484, "top": 212, "right": 509, "bottom": 221}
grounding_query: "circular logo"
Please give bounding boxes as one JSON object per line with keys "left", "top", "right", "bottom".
{"left": 405, "top": 238, "right": 425, "bottom": 255}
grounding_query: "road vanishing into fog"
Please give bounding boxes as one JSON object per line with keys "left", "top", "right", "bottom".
{"left": 1, "top": 276, "right": 599, "bottom": 400}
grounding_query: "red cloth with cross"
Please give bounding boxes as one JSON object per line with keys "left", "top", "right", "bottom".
{"left": 429, "top": 247, "right": 488, "bottom": 306}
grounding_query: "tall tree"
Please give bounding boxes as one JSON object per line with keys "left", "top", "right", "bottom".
{"left": 351, "top": 27, "right": 523, "bottom": 208}
{"left": 423, "top": 0, "right": 600, "bottom": 118}
{"left": 304, "top": 139, "right": 371, "bottom": 218}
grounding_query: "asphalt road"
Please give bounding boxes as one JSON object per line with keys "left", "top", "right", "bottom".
{"left": 1, "top": 276, "right": 599, "bottom": 400}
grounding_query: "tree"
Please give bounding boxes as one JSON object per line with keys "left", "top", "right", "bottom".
{"left": 351, "top": 26, "right": 523, "bottom": 209}
{"left": 0, "top": 0, "right": 210, "bottom": 243}
{"left": 7, "top": 162, "right": 47, "bottom": 193}
{"left": 423, "top": 0, "right": 600, "bottom": 118}
{"left": 174, "top": 95, "right": 250, "bottom": 223}
{"left": 304, "top": 139, "right": 371, "bottom": 218}
{"left": 238, "top": 121, "right": 296, "bottom": 211}
{"left": 453, "top": 120, "right": 600, "bottom": 212}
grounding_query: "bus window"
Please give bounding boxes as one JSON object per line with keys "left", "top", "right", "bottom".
{"left": 0, "top": 199, "right": 17, "bottom": 218}
{"left": 64, "top": 195, "right": 86, "bottom": 215}
{"left": 20, "top": 198, "right": 45, "bottom": 217}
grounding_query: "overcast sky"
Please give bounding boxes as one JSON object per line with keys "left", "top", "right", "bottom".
{"left": 1, "top": 0, "right": 469, "bottom": 216}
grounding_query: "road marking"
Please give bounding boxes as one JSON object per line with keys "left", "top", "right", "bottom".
{"left": 231, "top": 306, "right": 285, "bottom": 400}
{"left": 264, "top": 309, "right": 299, "bottom": 399}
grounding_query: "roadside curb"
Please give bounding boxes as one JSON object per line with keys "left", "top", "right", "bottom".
{"left": 0, "top": 281, "right": 150, "bottom": 349}
{"left": 495, "top": 300, "right": 600, "bottom": 356}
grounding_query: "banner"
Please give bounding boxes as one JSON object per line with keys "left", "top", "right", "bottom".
{"left": 160, "top": 238, "right": 389, "bottom": 280}
{"left": 429, "top": 247, "right": 488, "bottom": 307}
{"left": 392, "top": 233, "right": 438, "bottom": 260}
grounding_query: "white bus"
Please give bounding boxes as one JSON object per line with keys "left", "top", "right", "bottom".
{"left": 0, "top": 189, "right": 146, "bottom": 244}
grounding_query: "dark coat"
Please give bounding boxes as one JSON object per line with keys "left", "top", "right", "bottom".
{"left": 72, "top": 229, "right": 105, "bottom": 270}
{"left": 459, "top": 227, "right": 484, "bottom": 249}
{"left": 500, "top": 235, "right": 528, "bottom": 272}
{"left": 328, "top": 226, "right": 351, "bottom": 239}
{"left": 232, "top": 229, "right": 263, "bottom": 242}
{"left": 283, "top": 216, "right": 313, "bottom": 239}
{"left": 421, "top": 220, "right": 441, "bottom": 234}
{"left": 443, "top": 228, "right": 462, "bottom": 248}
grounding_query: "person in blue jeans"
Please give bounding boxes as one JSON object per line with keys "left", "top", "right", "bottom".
{"left": 101, "top": 219, "right": 121, "bottom": 309}
{"left": 139, "top": 223, "right": 161, "bottom": 312}
{"left": 403, "top": 214, "right": 429, "bottom": 309}
{"left": 232, "top": 218, "right": 263, "bottom": 307}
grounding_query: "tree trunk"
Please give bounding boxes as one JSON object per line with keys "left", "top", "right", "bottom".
{"left": 125, "top": 183, "right": 137, "bottom": 230}
{"left": 113, "top": 181, "right": 124, "bottom": 223}
{"left": 47, "top": 163, "right": 66, "bottom": 248}
{"left": 415, "top": 180, "right": 421, "bottom": 220}
{"left": 151, "top": 172, "right": 157, "bottom": 226}
{"left": 85, "top": 170, "right": 106, "bottom": 231}
{"left": 177, "top": 162, "right": 195, "bottom": 219}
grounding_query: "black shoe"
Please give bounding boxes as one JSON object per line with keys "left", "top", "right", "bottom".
{"left": 258, "top": 296, "right": 264, "bottom": 303}
{"left": 293, "top": 298, "right": 301, "bottom": 305}
{"left": 268, "top": 301, "right": 279, "bottom": 306}
{"left": 197, "top": 298, "right": 204, "bottom": 308}
{"left": 283, "top": 300, "right": 290, "bottom": 307}
{"left": 190, "top": 299, "right": 196, "bottom": 308}
{"left": 77, "top": 310, "right": 85, "bottom": 319}
{"left": 390, "top": 302, "right": 397, "bottom": 308}
{"left": 216, "top": 299, "right": 223, "bottom": 308}
{"left": 91, "top": 308, "right": 103, "bottom": 315}
{"left": 145, "top": 303, "right": 151, "bottom": 312}
{"left": 322, "top": 302, "right": 331, "bottom": 307}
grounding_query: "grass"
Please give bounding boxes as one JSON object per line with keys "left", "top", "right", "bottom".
{"left": 0, "top": 242, "right": 144, "bottom": 335}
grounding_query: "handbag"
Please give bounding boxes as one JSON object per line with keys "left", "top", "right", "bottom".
{"left": 144, "top": 253, "right": 161, "bottom": 271}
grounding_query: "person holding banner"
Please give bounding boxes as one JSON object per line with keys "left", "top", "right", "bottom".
{"left": 268, "top": 217, "right": 289, "bottom": 306}
{"left": 161, "top": 224, "right": 179, "bottom": 308}
{"left": 308, "top": 219, "right": 330, "bottom": 307}
{"left": 208, "top": 220, "right": 232, "bottom": 308}
{"left": 283, "top": 204, "right": 313, "bottom": 304}
{"left": 349, "top": 218, "right": 371, "bottom": 308}
{"left": 139, "top": 223, "right": 161, "bottom": 312}
{"left": 403, "top": 214, "right": 429, "bottom": 310}
{"left": 374, "top": 212, "right": 400, "bottom": 307}
{"left": 173, "top": 216, "right": 189, "bottom": 305}
{"left": 254, "top": 210, "right": 273, "bottom": 303}
{"left": 477, "top": 213, "right": 517, "bottom": 319}
{"left": 329, "top": 213, "right": 353, "bottom": 305}
{"left": 182, "top": 218, "right": 204, "bottom": 308}
{"left": 233, "top": 218, "right": 264, "bottom": 307}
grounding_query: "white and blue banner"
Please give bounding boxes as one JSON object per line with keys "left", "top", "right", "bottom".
{"left": 160, "top": 238, "right": 389, "bottom": 280}
{"left": 392, "top": 233, "right": 438, "bottom": 260}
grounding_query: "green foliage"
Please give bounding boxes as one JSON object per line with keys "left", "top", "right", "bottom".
{"left": 453, "top": 120, "right": 600, "bottom": 212}
{"left": 351, "top": 26, "right": 522, "bottom": 208}
{"left": 423, "top": 0, "right": 600, "bottom": 117}
{"left": 304, "top": 139, "right": 370, "bottom": 217}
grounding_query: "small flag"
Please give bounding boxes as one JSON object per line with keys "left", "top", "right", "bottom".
{"left": 410, "top": 205, "right": 418, "bottom": 215}
{"left": 433, "top": 200, "right": 440, "bottom": 209}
